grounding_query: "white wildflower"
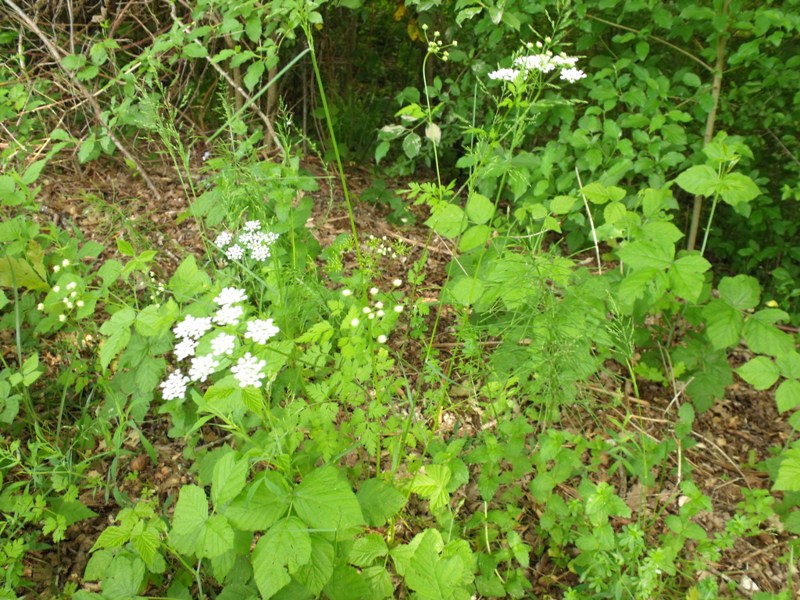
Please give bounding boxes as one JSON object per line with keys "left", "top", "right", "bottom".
{"left": 210, "top": 332, "right": 236, "bottom": 356}
{"left": 552, "top": 53, "right": 579, "bottom": 67}
{"left": 66, "top": 282, "right": 77, "bottom": 290}
{"left": 173, "top": 315, "right": 213, "bottom": 340}
{"left": 189, "top": 354, "right": 219, "bottom": 383}
{"left": 350, "top": 318, "right": 360, "bottom": 327}
{"left": 244, "top": 220, "right": 261, "bottom": 231}
{"left": 160, "top": 370, "right": 190, "bottom": 400}
{"left": 174, "top": 337, "right": 198, "bottom": 361}
{"left": 53, "top": 265, "right": 60, "bottom": 273}
{"left": 213, "top": 304, "right": 244, "bottom": 327}
{"left": 394, "top": 305, "right": 404, "bottom": 313}
{"left": 377, "top": 335, "right": 387, "bottom": 344}
{"left": 362, "top": 306, "right": 372, "bottom": 314}
{"left": 231, "top": 352, "right": 267, "bottom": 388}
{"left": 53, "top": 285, "right": 61, "bottom": 293}
{"left": 488, "top": 68, "right": 521, "bottom": 82}
{"left": 560, "top": 67, "right": 586, "bottom": 83}
{"left": 369, "top": 287, "right": 379, "bottom": 296}
{"left": 61, "top": 259, "right": 70, "bottom": 267}
{"left": 37, "top": 303, "right": 44, "bottom": 311}
{"left": 76, "top": 300, "right": 85, "bottom": 308}
{"left": 374, "top": 301, "right": 384, "bottom": 309}
{"left": 514, "top": 54, "right": 557, "bottom": 73}
{"left": 214, "top": 287, "right": 247, "bottom": 306}
{"left": 341, "top": 289, "right": 352, "bottom": 297}
{"left": 215, "top": 231, "right": 233, "bottom": 248}
{"left": 376, "top": 309, "right": 385, "bottom": 317}
{"left": 225, "top": 244, "right": 245, "bottom": 261}
{"left": 244, "top": 318, "right": 280, "bottom": 344}
{"left": 392, "top": 279, "right": 402, "bottom": 287}
{"left": 58, "top": 314, "right": 67, "bottom": 322}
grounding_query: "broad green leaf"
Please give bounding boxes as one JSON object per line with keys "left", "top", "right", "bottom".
{"left": 130, "top": 523, "right": 162, "bottom": 571}
{"left": 776, "top": 351, "right": 800, "bottom": 380}
{"left": 410, "top": 465, "right": 451, "bottom": 513}
{"left": 357, "top": 479, "right": 406, "bottom": 526}
{"left": 245, "top": 14, "right": 263, "bottom": 42}
{"left": 737, "top": 356, "right": 780, "bottom": 390}
{"left": 702, "top": 300, "right": 742, "bottom": 349}
{"left": 183, "top": 43, "right": 208, "bottom": 58}
{"left": 402, "top": 132, "right": 422, "bottom": 159}
{"left": 743, "top": 309, "right": 793, "bottom": 356}
{"left": 459, "top": 224, "right": 492, "bottom": 252}
{"left": 0, "top": 255, "right": 48, "bottom": 290}
{"left": 292, "top": 467, "right": 364, "bottom": 531}
{"left": 324, "top": 565, "right": 372, "bottom": 600}
{"left": 103, "top": 555, "right": 146, "bottom": 599}
{"left": 717, "top": 172, "right": 760, "bottom": 206}
{"left": 465, "top": 193, "right": 494, "bottom": 224}
{"left": 617, "top": 268, "right": 669, "bottom": 310}
{"left": 603, "top": 201, "right": 626, "bottom": 224}
{"left": 201, "top": 515, "right": 234, "bottom": 559}
{"left": 448, "top": 277, "right": 484, "bottom": 307}
{"left": 404, "top": 530, "right": 471, "bottom": 600}
{"left": 581, "top": 182, "right": 625, "bottom": 205}
{"left": 350, "top": 534, "right": 388, "bottom": 567}
{"left": 135, "top": 302, "right": 177, "bottom": 337}
{"left": 718, "top": 275, "right": 760, "bottom": 310}
{"left": 774, "top": 448, "right": 800, "bottom": 491}
{"left": 776, "top": 380, "right": 800, "bottom": 413}
{"left": 91, "top": 525, "right": 129, "bottom": 550}
{"left": 244, "top": 60, "right": 265, "bottom": 90}
{"left": 252, "top": 517, "right": 311, "bottom": 598}
{"left": 225, "top": 472, "right": 291, "bottom": 530}
{"left": 212, "top": 451, "right": 249, "bottom": 507}
{"left": 675, "top": 165, "right": 718, "bottom": 196}
{"left": 171, "top": 485, "right": 209, "bottom": 556}
{"left": 669, "top": 254, "right": 710, "bottom": 302}
{"left": 617, "top": 239, "right": 674, "bottom": 271}
{"left": 293, "top": 534, "right": 335, "bottom": 595}
{"left": 169, "top": 255, "right": 212, "bottom": 302}
{"left": 425, "top": 202, "right": 466, "bottom": 239}
{"left": 584, "top": 482, "right": 630, "bottom": 527}
{"left": 550, "top": 195, "right": 576, "bottom": 214}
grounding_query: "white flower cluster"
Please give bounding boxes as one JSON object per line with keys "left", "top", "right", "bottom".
{"left": 488, "top": 50, "right": 586, "bottom": 84}
{"left": 160, "top": 286, "right": 281, "bottom": 401}
{"left": 214, "top": 221, "right": 279, "bottom": 263}
{"left": 340, "top": 282, "right": 404, "bottom": 343}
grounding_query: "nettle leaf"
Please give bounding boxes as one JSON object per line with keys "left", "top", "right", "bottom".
{"left": 550, "top": 195, "right": 576, "bottom": 214}
{"left": 253, "top": 517, "right": 312, "bottom": 598}
{"left": 617, "top": 239, "right": 674, "bottom": 271}
{"left": 584, "top": 481, "right": 630, "bottom": 527}
{"left": 717, "top": 172, "right": 760, "bottom": 206}
{"left": 737, "top": 356, "right": 780, "bottom": 390}
{"left": 776, "top": 380, "right": 800, "bottom": 413}
{"left": 776, "top": 351, "right": 800, "bottom": 380}
{"left": 702, "top": 300, "right": 742, "bottom": 349}
{"left": 425, "top": 202, "right": 467, "bottom": 239}
{"left": 459, "top": 225, "right": 492, "bottom": 252}
{"left": 668, "top": 253, "right": 711, "bottom": 302}
{"left": 169, "top": 255, "right": 212, "bottom": 302}
{"left": 404, "top": 529, "right": 472, "bottom": 600}
{"left": 292, "top": 466, "right": 364, "bottom": 531}
{"left": 293, "top": 533, "right": 335, "bottom": 595}
{"left": 675, "top": 165, "right": 718, "bottom": 196}
{"left": 350, "top": 533, "right": 389, "bottom": 567}
{"left": 603, "top": 201, "right": 626, "bottom": 225}
{"left": 581, "top": 182, "right": 625, "bottom": 205}
{"left": 774, "top": 448, "right": 800, "bottom": 492}
{"left": 448, "top": 277, "right": 484, "bottom": 307}
{"left": 357, "top": 479, "right": 406, "bottom": 527}
{"left": 212, "top": 451, "right": 249, "bottom": 507}
{"left": 171, "top": 485, "right": 208, "bottom": 556}
{"left": 617, "top": 268, "right": 669, "bottom": 311}
{"left": 225, "top": 472, "right": 291, "bottom": 531}
{"left": 718, "top": 274, "right": 760, "bottom": 310}
{"left": 743, "top": 309, "right": 793, "bottom": 356}
{"left": 201, "top": 515, "right": 235, "bottom": 559}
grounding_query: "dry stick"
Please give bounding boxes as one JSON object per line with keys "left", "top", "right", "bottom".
{"left": 687, "top": 0, "right": 731, "bottom": 251}
{"left": 574, "top": 167, "right": 603, "bottom": 274}
{"left": 3, "top": 0, "right": 163, "bottom": 201}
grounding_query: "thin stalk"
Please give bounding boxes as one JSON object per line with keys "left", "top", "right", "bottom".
{"left": 698, "top": 194, "right": 720, "bottom": 258}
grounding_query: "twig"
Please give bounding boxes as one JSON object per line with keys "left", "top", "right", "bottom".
{"left": 574, "top": 167, "right": 603, "bottom": 275}
{"left": 3, "top": 0, "right": 163, "bottom": 200}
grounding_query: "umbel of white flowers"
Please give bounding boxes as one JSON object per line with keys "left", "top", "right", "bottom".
{"left": 489, "top": 50, "right": 587, "bottom": 83}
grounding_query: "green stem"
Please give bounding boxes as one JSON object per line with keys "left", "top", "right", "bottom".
{"left": 698, "top": 193, "right": 719, "bottom": 258}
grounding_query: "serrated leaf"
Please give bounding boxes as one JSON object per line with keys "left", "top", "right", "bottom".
{"left": 356, "top": 479, "right": 406, "bottom": 527}
{"left": 201, "top": 515, "right": 234, "bottom": 559}
{"left": 169, "top": 255, "right": 211, "bottom": 302}
{"left": 737, "top": 356, "right": 780, "bottom": 390}
{"left": 702, "top": 300, "right": 742, "bottom": 349}
{"left": 718, "top": 275, "right": 760, "bottom": 310}
{"left": 449, "top": 277, "right": 484, "bottom": 307}
{"left": 459, "top": 225, "right": 492, "bottom": 252}
{"left": 225, "top": 472, "right": 291, "bottom": 530}
{"left": 183, "top": 43, "right": 208, "bottom": 58}
{"left": 669, "top": 253, "right": 710, "bottom": 302}
{"left": 743, "top": 309, "right": 793, "bottom": 356}
{"left": 410, "top": 465, "right": 451, "bottom": 513}
{"left": 91, "top": 525, "right": 129, "bottom": 550}
{"left": 425, "top": 202, "right": 466, "bottom": 239}
{"left": 776, "top": 351, "right": 800, "bottom": 380}
{"left": 717, "top": 172, "right": 760, "bottom": 206}
{"left": 550, "top": 195, "right": 576, "bottom": 214}
{"left": 212, "top": 451, "right": 249, "bottom": 507}
{"left": 776, "top": 380, "right": 800, "bottom": 413}
{"left": 617, "top": 239, "right": 674, "bottom": 271}
{"left": 171, "top": 485, "right": 208, "bottom": 556}
{"left": 244, "top": 60, "right": 265, "bottom": 90}
{"left": 253, "top": 517, "right": 311, "bottom": 598}
{"left": 350, "top": 534, "right": 388, "bottom": 567}
{"left": 774, "top": 449, "right": 800, "bottom": 491}
{"left": 675, "top": 165, "right": 718, "bottom": 196}
{"left": 130, "top": 523, "right": 162, "bottom": 570}
{"left": 293, "top": 534, "right": 335, "bottom": 595}
{"left": 293, "top": 467, "right": 364, "bottom": 531}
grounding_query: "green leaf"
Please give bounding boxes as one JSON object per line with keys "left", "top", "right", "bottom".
{"left": 212, "top": 451, "right": 249, "bottom": 507}
{"left": 201, "top": 515, "right": 235, "bottom": 559}
{"left": 402, "top": 132, "right": 422, "bottom": 159}
{"left": 675, "top": 165, "right": 718, "bottom": 196}
{"left": 465, "top": 193, "right": 494, "bottom": 224}
{"left": 350, "top": 534, "right": 388, "bottom": 567}
{"left": 584, "top": 481, "right": 630, "bottom": 526}
{"left": 91, "top": 525, "right": 130, "bottom": 550}
{"left": 183, "top": 43, "right": 209, "bottom": 58}
{"left": 404, "top": 529, "right": 471, "bottom": 600}
{"left": 135, "top": 302, "right": 177, "bottom": 337}
{"left": 410, "top": 465, "right": 451, "bottom": 513}
{"left": 292, "top": 467, "right": 364, "bottom": 531}
{"left": 245, "top": 14, "right": 263, "bottom": 42}
{"left": 581, "top": 182, "right": 625, "bottom": 205}
{"left": 448, "top": 277, "right": 484, "bottom": 307}
{"left": 702, "top": 300, "right": 742, "bottom": 349}
{"left": 776, "top": 380, "right": 800, "bottom": 413}
{"left": 253, "top": 517, "right": 311, "bottom": 599}
{"left": 293, "top": 534, "right": 335, "bottom": 595}
{"left": 736, "top": 356, "right": 780, "bottom": 390}
{"left": 169, "top": 255, "right": 212, "bottom": 302}
{"left": 743, "top": 309, "right": 793, "bottom": 356}
{"left": 459, "top": 225, "right": 492, "bottom": 252}
{"left": 244, "top": 60, "right": 265, "bottom": 90}
{"left": 117, "top": 239, "right": 135, "bottom": 256}
{"left": 550, "top": 195, "right": 576, "bottom": 214}
{"left": 617, "top": 239, "right": 674, "bottom": 271}
{"left": 603, "top": 201, "right": 626, "bottom": 224}
{"left": 225, "top": 472, "right": 291, "bottom": 530}
{"left": 425, "top": 202, "right": 466, "bottom": 239}
{"left": 718, "top": 275, "right": 760, "bottom": 310}
{"left": 171, "top": 485, "right": 209, "bottom": 556}
{"left": 374, "top": 140, "right": 390, "bottom": 164}
{"left": 716, "top": 172, "right": 760, "bottom": 206}
{"left": 669, "top": 254, "right": 710, "bottom": 302}
{"left": 130, "top": 523, "right": 162, "bottom": 571}
{"left": 356, "top": 479, "right": 406, "bottom": 527}
{"left": 776, "top": 351, "right": 800, "bottom": 380}
{"left": 103, "top": 555, "right": 146, "bottom": 599}
{"left": 774, "top": 448, "right": 800, "bottom": 492}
